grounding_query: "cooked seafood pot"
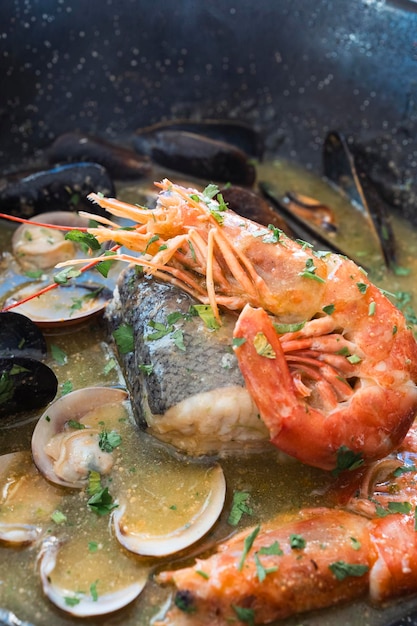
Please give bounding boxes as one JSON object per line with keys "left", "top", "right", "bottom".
{"left": 1, "top": 0, "right": 417, "bottom": 175}
{"left": 2, "top": 2, "right": 417, "bottom": 626}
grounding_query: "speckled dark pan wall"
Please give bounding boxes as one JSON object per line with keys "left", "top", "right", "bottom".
{"left": 1, "top": 0, "right": 417, "bottom": 172}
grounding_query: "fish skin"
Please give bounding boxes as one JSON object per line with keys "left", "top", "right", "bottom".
{"left": 105, "top": 266, "right": 245, "bottom": 422}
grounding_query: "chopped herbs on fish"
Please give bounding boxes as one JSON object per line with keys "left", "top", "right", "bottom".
{"left": 238, "top": 525, "right": 260, "bottom": 571}
{"left": 329, "top": 561, "right": 369, "bottom": 581}
{"left": 113, "top": 323, "right": 134, "bottom": 354}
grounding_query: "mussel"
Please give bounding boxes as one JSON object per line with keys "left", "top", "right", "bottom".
{"left": 323, "top": 130, "right": 397, "bottom": 268}
{"left": 133, "top": 127, "right": 256, "bottom": 186}
{"left": 218, "top": 185, "right": 290, "bottom": 234}
{"left": 47, "top": 132, "right": 152, "bottom": 180}
{"left": 0, "top": 162, "right": 115, "bottom": 218}
{"left": 135, "top": 119, "right": 264, "bottom": 159}
{"left": 0, "top": 311, "right": 57, "bottom": 417}
{"left": 0, "top": 311, "right": 47, "bottom": 360}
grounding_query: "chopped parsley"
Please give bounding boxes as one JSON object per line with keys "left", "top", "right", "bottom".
{"left": 253, "top": 332, "right": 276, "bottom": 358}
{"left": 192, "top": 304, "right": 220, "bottom": 330}
{"left": 51, "top": 510, "right": 67, "bottom": 524}
{"left": 258, "top": 541, "right": 283, "bottom": 556}
{"left": 67, "top": 420, "right": 86, "bottom": 430}
{"left": 289, "top": 534, "right": 306, "bottom": 550}
{"left": 238, "top": 525, "right": 260, "bottom": 571}
{"left": 64, "top": 596, "right": 81, "bottom": 607}
{"left": 232, "top": 337, "right": 247, "bottom": 348}
{"left": 90, "top": 580, "right": 99, "bottom": 602}
{"left": 350, "top": 537, "right": 362, "bottom": 551}
{"left": 393, "top": 464, "right": 417, "bottom": 477}
{"left": 113, "top": 323, "right": 134, "bottom": 354}
{"left": 254, "top": 552, "right": 279, "bottom": 582}
{"left": 0, "top": 372, "right": 14, "bottom": 405}
{"left": 87, "top": 471, "right": 118, "bottom": 516}
{"left": 174, "top": 590, "right": 196, "bottom": 613}
{"left": 65, "top": 230, "right": 101, "bottom": 251}
{"left": 61, "top": 380, "right": 73, "bottom": 395}
{"left": 232, "top": 605, "right": 255, "bottom": 625}
{"left": 329, "top": 561, "right": 369, "bottom": 581}
{"left": 298, "top": 258, "right": 325, "bottom": 283}
{"left": 228, "top": 491, "right": 254, "bottom": 526}
{"left": 54, "top": 266, "right": 82, "bottom": 285}
{"left": 356, "top": 282, "right": 368, "bottom": 294}
{"left": 95, "top": 251, "right": 118, "bottom": 278}
{"left": 322, "top": 304, "right": 335, "bottom": 315}
{"left": 273, "top": 321, "right": 306, "bottom": 334}
{"left": 98, "top": 430, "right": 122, "bottom": 453}
{"left": 332, "top": 446, "right": 364, "bottom": 477}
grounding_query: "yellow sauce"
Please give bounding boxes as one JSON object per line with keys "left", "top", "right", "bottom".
{"left": 1, "top": 164, "right": 417, "bottom": 626}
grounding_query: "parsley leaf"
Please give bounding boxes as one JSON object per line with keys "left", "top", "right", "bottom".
{"left": 113, "top": 324, "right": 134, "bottom": 354}
{"left": 253, "top": 332, "right": 276, "bottom": 358}
{"left": 329, "top": 561, "right": 369, "bottom": 581}
{"left": 289, "top": 534, "right": 306, "bottom": 550}
{"left": 228, "top": 491, "right": 253, "bottom": 526}
{"left": 332, "top": 446, "right": 364, "bottom": 477}
{"left": 192, "top": 304, "right": 220, "bottom": 330}
{"left": 238, "top": 525, "right": 260, "bottom": 571}
{"left": 232, "top": 605, "right": 255, "bottom": 626}
{"left": 99, "top": 430, "right": 122, "bottom": 453}
{"left": 65, "top": 230, "right": 101, "bottom": 251}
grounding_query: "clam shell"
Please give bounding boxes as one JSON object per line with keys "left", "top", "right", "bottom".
{"left": 31, "top": 386, "right": 128, "bottom": 487}
{"left": 113, "top": 463, "right": 226, "bottom": 556}
{"left": 38, "top": 537, "right": 147, "bottom": 617}
{"left": 0, "top": 451, "right": 62, "bottom": 545}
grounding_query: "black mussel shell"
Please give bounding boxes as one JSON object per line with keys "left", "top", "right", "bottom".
{"left": 0, "top": 356, "right": 58, "bottom": 417}
{"left": 323, "top": 130, "right": 397, "bottom": 268}
{"left": 0, "top": 311, "right": 47, "bottom": 360}
{"left": 219, "top": 185, "right": 290, "bottom": 234}
{"left": 0, "top": 162, "right": 115, "bottom": 219}
{"left": 47, "top": 132, "right": 152, "bottom": 180}
{"left": 133, "top": 129, "right": 256, "bottom": 186}
{"left": 135, "top": 119, "right": 264, "bottom": 159}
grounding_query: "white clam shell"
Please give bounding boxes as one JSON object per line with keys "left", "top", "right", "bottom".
{"left": 0, "top": 451, "right": 62, "bottom": 545}
{"left": 31, "top": 386, "right": 128, "bottom": 487}
{"left": 38, "top": 537, "right": 147, "bottom": 617}
{"left": 113, "top": 463, "right": 226, "bottom": 556}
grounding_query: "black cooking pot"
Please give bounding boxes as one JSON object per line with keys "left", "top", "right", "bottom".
{"left": 1, "top": 0, "right": 417, "bottom": 176}
{"left": 2, "top": 2, "right": 417, "bottom": 625}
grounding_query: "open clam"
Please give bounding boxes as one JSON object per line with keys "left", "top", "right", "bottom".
{"left": 38, "top": 536, "right": 149, "bottom": 617}
{"left": 0, "top": 451, "right": 62, "bottom": 545}
{"left": 31, "top": 386, "right": 128, "bottom": 488}
{"left": 3, "top": 211, "right": 115, "bottom": 329}
{"left": 113, "top": 463, "right": 226, "bottom": 557}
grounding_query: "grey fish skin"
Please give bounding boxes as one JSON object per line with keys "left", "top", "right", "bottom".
{"left": 105, "top": 266, "right": 244, "bottom": 421}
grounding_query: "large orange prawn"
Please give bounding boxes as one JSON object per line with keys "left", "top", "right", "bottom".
{"left": 156, "top": 421, "right": 417, "bottom": 625}
{"left": 62, "top": 178, "right": 417, "bottom": 472}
